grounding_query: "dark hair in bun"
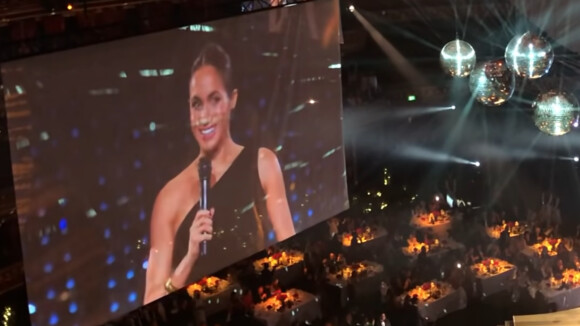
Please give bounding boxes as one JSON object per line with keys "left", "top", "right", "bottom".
{"left": 191, "top": 43, "right": 234, "bottom": 94}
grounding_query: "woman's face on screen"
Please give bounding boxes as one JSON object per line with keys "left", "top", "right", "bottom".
{"left": 189, "top": 65, "right": 237, "bottom": 154}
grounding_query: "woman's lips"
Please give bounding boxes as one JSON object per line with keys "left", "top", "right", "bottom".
{"left": 198, "top": 125, "right": 216, "bottom": 140}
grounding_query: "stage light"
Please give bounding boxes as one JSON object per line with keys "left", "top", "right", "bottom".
{"left": 456, "top": 263, "right": 462, "bottom": 269}
{"left": 407, "top": 94, "right": 416, "bottom": 102}
{"left": 66, "top": 4, "right": 73, "bottom": 10}
{"left": 348, "top": 5, "right": 355, "bottom": 12}
{"left": 474, "top": 161, "right": 480, "bottom": 167}
{"left": 307, "top": 99, "right": 317, "bottom": 104}
{"left": 435, "top": 196, "right": 440, "bottom": 202}
{"left": 574, "top": 156, "right": 579, "bottom": 162}
{"left": 451, "top": 105, "right": 456, "bottom": 110}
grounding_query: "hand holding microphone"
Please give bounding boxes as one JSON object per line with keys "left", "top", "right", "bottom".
{"left": 198, "top": 157, "right": 212, "bottom": 256}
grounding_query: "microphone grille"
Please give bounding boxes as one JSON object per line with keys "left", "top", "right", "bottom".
{"left": 198, "top": 157, "right": 212, "bottom": 179}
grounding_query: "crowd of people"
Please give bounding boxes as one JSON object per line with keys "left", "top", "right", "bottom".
{"left": 103, "top": 187, "right": 580, "bottom": 326}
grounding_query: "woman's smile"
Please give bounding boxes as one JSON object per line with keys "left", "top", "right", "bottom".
{"left": 198, "top": 124, "right": 217, "bottom": 140}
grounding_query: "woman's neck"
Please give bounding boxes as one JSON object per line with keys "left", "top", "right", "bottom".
{"left": 202, "top": 138, "right": 242, "bottom": 167}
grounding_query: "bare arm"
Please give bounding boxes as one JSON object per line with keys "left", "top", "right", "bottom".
{"left": 258, "top": 147, "right": 296, "bottom": 241}
{"left": 144, "top": 187, "right": 213, "bottom": 305}
{"left": 144, "top": 193, "right": 177, "bottom": 304}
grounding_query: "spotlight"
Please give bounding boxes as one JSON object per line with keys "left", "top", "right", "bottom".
{"left": 451, "top": 105, "right": 456, "bottom": 110}
{"left": 456, "top": 263, "right": 462, "bottom": 269}
{"left": 348, "top": 5, "right": 355, "bottom": 12}
{"left": 435, "top": 196, "right": 440, "bottom": 202}
{"left": 66, "top": 3, "right": 73, "bottom": 10}
{"left": 574, "top": 156, "right": 579, "bottom": 162}
{"left": 474, "top": 161, "right": 480, "bottom": 167}
{"left": 307, "top": 99, "right": 317, "bottom": 104}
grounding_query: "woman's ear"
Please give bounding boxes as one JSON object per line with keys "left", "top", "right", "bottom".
{"left": 230, "top": 89, "right": 239, "bottom": 110}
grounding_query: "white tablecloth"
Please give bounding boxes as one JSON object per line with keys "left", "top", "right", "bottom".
{"left": 342, "top": 228, "right": 388, "bottom": 249}
{"left": 478, "top": 267, "right": 516, "bottom": 297}
{"left": 415, "top": 288, "right": 464, "bottom": 322}
{"left": 273, "top": 261, "right": 304, "bottom": 287}
{"left": 539, "top": 286, "right": 580, "bottom": 310}
{"left": 410, "top": 214, "right": 453, "bottom": 238}
{"left": 254, "top": 289, "right": 322, "bottom": 326}
{"left": 327, "top": 261, "right": 384, "bottom": 307}
{"left": 254, "top": 251, "right": 305, "bottom": 286}
{"left": 402, "top": 239, "right": 465, "bottom": 261}
{"left": 198, "top": 283, "right": 242, "bottom": 316}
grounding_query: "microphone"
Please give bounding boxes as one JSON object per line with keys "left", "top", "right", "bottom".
{"left": 198, "top": 157, "right": 212, "bottom": 256}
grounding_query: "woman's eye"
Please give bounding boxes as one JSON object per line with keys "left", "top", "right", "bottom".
{"left": 191, "top": 101, "right": 201, "bottom": 109}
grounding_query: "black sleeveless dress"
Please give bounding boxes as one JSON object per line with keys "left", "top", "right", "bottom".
{"left": 172, "top": 147, "right": 272, "bottom": 283}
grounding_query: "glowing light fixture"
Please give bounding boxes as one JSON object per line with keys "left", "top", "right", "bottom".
{"left": 440, "top": 39, "right": 476, "bottom": 77}
{"left": 533, "top": 90, "right": 580, "bottom": 136}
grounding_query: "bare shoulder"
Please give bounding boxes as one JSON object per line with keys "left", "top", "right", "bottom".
{"left": 257, "top": 147, "right": 282, "bottom": 170}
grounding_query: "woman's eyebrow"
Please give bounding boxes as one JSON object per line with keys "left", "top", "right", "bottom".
{"left": 208, "top": 91, "right": 220, "bottom": 98}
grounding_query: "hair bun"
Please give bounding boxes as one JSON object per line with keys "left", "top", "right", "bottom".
{"left": 191, "top": 43, "right": 233, "bottom": 93}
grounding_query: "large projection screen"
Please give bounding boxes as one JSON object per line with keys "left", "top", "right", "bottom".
{"left": 1, "top": 0, "right": 346, "bottom": 324}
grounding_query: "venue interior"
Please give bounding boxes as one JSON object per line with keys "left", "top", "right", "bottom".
{"left": 3, "top": 0, "right": 580, "bottom": 325}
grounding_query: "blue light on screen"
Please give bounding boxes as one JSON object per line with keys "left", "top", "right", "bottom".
{"left": 110, "top": 302, "right": 119, "bottom": 313}
{"left": 142, "top": 260, "right": 148, "bottom": 270}
{"left": 107, "top": 279, "right": 116, "bottom": 289}
{"left": 104, "top": 228, "right": 111, "bottom": 239}
{"left": 49, "top": 313, "right": 59, "bottom": 325}
{"left": 126, "top": 270, "right": 134, "bottom": 280}
{"left": 68, "top": 302, "right": 78, "bottom": 314}
{"left": 290, "top": 173, "right": 297, "bottom": 182}
{"left": 44, "top": 263, "right": 53, "bottom": 274}
{"left": 66, "top": 278, "right": 75, "bottom": 289}
{"left": 58, "top": 218, "right": 68, "bottom": 230}
{"left": 128, "top": 292, "right": 137, "bottom": 303}
{"left": 28, "top": 303, "right": 36, "bottom": 315}
{"left": 307, "top": 208, "right": 314, "bottom": 217}
{"left": 106, "top": 254, "right": 115, "bottom": 265}
{"left": 46, "top": 289, "right": 56, "bottom": 300}
{"left": 293, "top": 213, "right": 300, "bottom": 222}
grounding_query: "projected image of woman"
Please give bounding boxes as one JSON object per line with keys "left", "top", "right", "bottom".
{"left": 144, "top": 44, "right": 296, "bottom": 304}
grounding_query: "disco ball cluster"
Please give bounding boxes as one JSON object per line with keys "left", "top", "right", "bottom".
{"left": 440, "top": 32, "right": 579, "bottom": 136}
